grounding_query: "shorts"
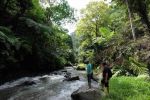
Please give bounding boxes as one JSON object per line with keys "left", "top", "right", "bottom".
{"left": 101, "top": 79, "right": 109, "bottom": 87}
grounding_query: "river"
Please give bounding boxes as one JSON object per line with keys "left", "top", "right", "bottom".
{"left": 0, "top": 67, "right": 89, "bottom": 100}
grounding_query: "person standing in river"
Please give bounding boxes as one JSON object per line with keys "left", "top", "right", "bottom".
{"left": 100, "top": 62, "right": 112, "bottom": 95}
{"left": 86, "top": 61, "right": 98, "bottom": 88}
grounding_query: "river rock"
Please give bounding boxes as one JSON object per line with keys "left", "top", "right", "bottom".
{"left": 64, "top": 72, "right": 71, "bottom": 78}
{"left": 61, "top": 70, "right": 67, "bottom": 73}
{"left": 39, "top": 77, "right": 48, "bottom": 81}
{"left": 67, "top": 76, "right": 80, "bottom": 81}
{"left": 71, "top": 86, "right": 101, "bottom": 100}
{"left": 52, "top": 71, "right": 59, "bottom": 75}
{"left": 19, "top": 81, "right": 36, "bottom": 86}
{"left": 63, "top": 76, "right": 80, "bottom": 81}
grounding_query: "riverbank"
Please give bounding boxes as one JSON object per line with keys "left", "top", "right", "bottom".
{"left": 0, "top": 67, "right": 64, "bottom": 85}
{"left": 102, "top": 76, "right": 150, "bottom": 100}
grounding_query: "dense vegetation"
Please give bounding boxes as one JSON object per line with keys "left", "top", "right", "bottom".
{"left": 0, "top": 0, "right": 75, "bottom": 84}
{"left": 0, "top": 1, "right": 150, "bottom": 100}
{"left": 1, "top": 0, "right": 150, "bottom": 85}
{"left": 73, "top": 0, "right": 150, "bottom": 76}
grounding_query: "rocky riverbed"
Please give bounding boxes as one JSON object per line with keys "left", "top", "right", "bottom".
{"left": 0, "top": 67, "right": 101, "bottom": 100}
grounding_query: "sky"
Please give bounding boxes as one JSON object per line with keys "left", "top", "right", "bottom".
{"left": 65, "top": 0, "right": 99, "bottom": 34}
{"left": 39, "top": 0, "right": 111, "bottom": 34}
{"left": 67, "top": 0, "right": 96, "bottom": 10}
{"left": 65, "top": 0, "right": 111, "bottom": 34}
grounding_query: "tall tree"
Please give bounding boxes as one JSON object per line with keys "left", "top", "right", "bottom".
{"left": 125, "top": 0, "right": 136, "bottom": 41}
{"left": 114, "top": 0, "right": 150, "bottom": 33}
{"left": 76, "top": 1, "right": 115, "bottom": 63}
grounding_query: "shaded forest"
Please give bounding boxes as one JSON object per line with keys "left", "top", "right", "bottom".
{"left": 0, "top": 0, "right": 75, "bottom": 84}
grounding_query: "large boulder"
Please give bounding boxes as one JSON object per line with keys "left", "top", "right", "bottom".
{"left": 71, "top": 86, "right": 102, "bottom": 100}
{"left": 63, "top": 71, "right": 80, "bottom": 81}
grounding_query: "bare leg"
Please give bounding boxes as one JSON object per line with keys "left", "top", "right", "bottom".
{"left": 107, "top": 87, "right": 109, "bottom": 94}
{"left": 88, "top": 82, "right": 91, "bottom": 88}
{"left": 105, "top": 82, "right": 109, "bottom": 95}
{"left": 105, "top": 87, "right": 109, "bottom": 95}
{"left": 101, "top": 84, "right": 104, "bottom": 91}
{"left": 101, "top": 79, "right": 105, "bottom": 91}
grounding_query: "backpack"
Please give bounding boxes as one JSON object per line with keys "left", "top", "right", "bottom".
{"left": 103, "top": 66, "right": 112, "bottom": 79}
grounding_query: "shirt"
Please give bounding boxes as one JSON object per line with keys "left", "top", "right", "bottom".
{"left": 86, "top": 63, "right": 93, "bottom": 74}
{"left": 102, "top": 66, "right": 112, "bottom": 79}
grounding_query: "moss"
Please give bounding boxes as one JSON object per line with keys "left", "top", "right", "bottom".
{"left": 76, "top": 63, "right": 86, "bottom": 70}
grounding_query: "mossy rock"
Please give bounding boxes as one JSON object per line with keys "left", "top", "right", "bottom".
{"left": 76, "top": 63, "right": 86, "bottom": 70}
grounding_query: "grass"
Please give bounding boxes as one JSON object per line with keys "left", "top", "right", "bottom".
{"left": 102, "top": 76, "right": 150, "bottom": 100}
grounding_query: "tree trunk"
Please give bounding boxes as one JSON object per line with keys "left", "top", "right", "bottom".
{"left": 95, "top": 20, "right": 98, "bottom": 37}
{"left": 126, "top": 0, "right": 136, "bottom": 41}
{"left": 137, "top": 0, "right": 150, "bottom": 33}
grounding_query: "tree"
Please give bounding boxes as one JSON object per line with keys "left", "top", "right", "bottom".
{"left": 45, "top": 0, "right": 75, "bottom": 25}
{"left": 125, "top": 0, "right": 136, "bottom": 41}
{"left": 113, "top": 0, "right": 150, "bottom": 33}
{"left": 75, "top": 1, "right": 115, "bottom": 63}
{"left": 0, "top": 0, "right": 75, "bottom": 83}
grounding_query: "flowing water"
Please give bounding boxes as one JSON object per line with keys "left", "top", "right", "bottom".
{"left": 0, "top": 67, "right": 87, "bottom": 100}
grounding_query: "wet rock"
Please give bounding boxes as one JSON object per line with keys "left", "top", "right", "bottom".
{"left": 51, "top": 71, "right": 63, "bottom": 75}
{"left": 39, "top": 77, "right": 48, "bottom": 81}
{"left": 64, "top": 72, "right": 71, "bottom": 78}
{"left": 67, "top": 76, "right": 80, "bottom": 81}
{"left": 61, "top": 70, "right": 67, "bottom": 73}
{"left": 63, "top": 76, "right": 80, "bottom": 81}
{"left": 71, "top": 86, "right": 101, "bottom": 100}
{"left": 19, "top": 81, "right": 36, "bottom": 86}
{"left": 53, "top": 72, "right": 58, "bottom": 75}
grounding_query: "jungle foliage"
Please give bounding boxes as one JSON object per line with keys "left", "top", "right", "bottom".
{"left": 0, "top": 0, "right": 75, "bottom": 83}
{"left": 74, "top": 0, "right": 150, "bottom": 76}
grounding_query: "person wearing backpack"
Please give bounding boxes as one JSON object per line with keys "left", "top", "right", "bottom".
{"left": 100, "top": 62, "right": 112, "bottom": 94}
{"left": 86, "top": 61, "right": 98, "bottom": 88}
